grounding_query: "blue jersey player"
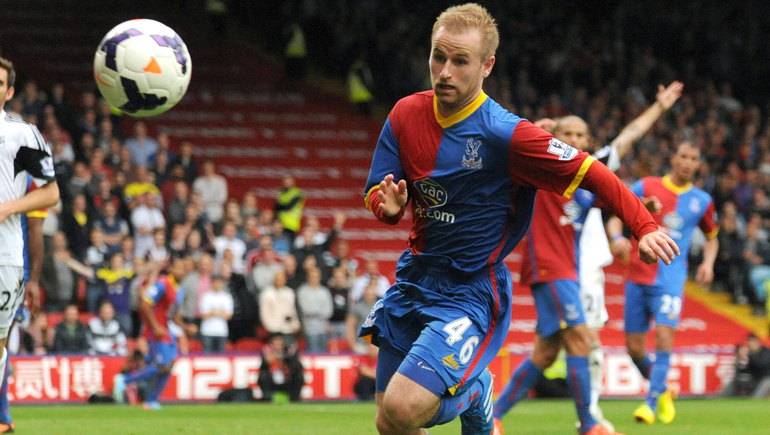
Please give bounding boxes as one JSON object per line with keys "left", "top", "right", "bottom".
{"left": 608, "top": 142, "right": 718, "bottom": 424}
{"left": 361, "top": 4, "right": 679, "bottom": 435}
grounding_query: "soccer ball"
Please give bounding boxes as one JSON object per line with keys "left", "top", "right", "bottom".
{"left": 93, "top": 19, "right": 192, "bottom": 117}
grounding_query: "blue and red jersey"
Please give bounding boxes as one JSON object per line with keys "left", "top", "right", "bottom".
{"left": 22, "top": 176, "right": 48, "bottom": 282}
{"left": 364, "top": 90, "right": 658, "bottom": 274}
{"left": 141, "top": 274, "right": 183, "bottom": 344}
{"left": 627, "top": 175, "right": 718, "bottom": 287}
{"left": 521, "top": 188, "right": 596, "bottom": 285}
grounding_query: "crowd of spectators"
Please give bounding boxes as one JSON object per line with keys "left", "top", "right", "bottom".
{"left": 3, "top": 82, "right": 393, "bottom": 359}
{"left": 244, "top": 0, "right": 770, "bottom": 318}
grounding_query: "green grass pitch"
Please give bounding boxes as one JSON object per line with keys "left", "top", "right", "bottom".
{"left": 14, "top": 399, "right": 767, "bottom": 435}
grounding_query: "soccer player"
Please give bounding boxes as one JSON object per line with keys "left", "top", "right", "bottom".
{"left": 361, "top": 4, "right": 679, "bottom": 435}
{"left": 510, "top": 82, "right": 683, "bottom": 432}
{"left": 0, "top": 57, "right": 59, "bottom": 432}
{"left": 114, "top": 257, "right": 196, "bottom": 410}
{"left": 0, "top": 176, "right": 46, "bottom": 433}
{"left": 607, "top": 141, "right": 717, "bottom": 424}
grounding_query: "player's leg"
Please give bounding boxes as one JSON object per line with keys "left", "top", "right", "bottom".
{"left": 493, "top": 333, "right": 559, "bottom": 420}
{"left": 0, "top": 267, "right": 24, "bottom": 433}
{"left": 646, "top": 287, "right": 682, "bottom": 423}
{"left": 624, "top": 282, "right": 653, "bottom": 379}
{"left": 580, "top": 268, "right": 612, "bottom": 429}
{"left": 143, "top": 341, "right": 179, "bottom": 409}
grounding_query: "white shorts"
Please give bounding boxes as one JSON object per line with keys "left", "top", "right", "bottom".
{"left": 579, "top": 266, "right": 609, "bottom": 329}
{"left": 0, "top": 266, "right": 25, "bottom": 339}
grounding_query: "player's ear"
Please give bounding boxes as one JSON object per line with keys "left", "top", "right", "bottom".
{"left": 481, "top": 55, "right": 495, "bottom": 78}
{"left": 4, "top": 86, "right": 14, "bottom": 102}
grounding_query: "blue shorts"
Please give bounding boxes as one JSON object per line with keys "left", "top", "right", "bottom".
{"left": 147, "top": 340, "right": 178, "bottom": 367}
{"left": 531, "top": 280, "right": 586, "bottom": 338}
{"left": 624, "top": 282, "right": 683, "bottom": 333}
{"left": 360, "top": 251, "right": 512, "bottom": 397}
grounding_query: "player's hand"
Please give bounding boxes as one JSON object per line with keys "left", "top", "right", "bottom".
{"left": 185, "top": 323, "right": 198, "bottom": 336}
{"left": 695, "top": 262, "right": 714, "bottom": 286}
{"left": 611, "top": 236, "right": 632, "bottom": 262}
{"left": 25, "top": 280, "right": 42, "bottom": 314}
{"left": 377, "top": 174, "right": 408, "bottom": 217}
{"left": 641, "top": 196, "right": 662, "bottom": 214}
{"left": 638, "top": 231, "right": 680, "bottom": 265}
{"left": 656, "top": 81, "right": 684, "bottom": 110}
{"left": 534, "top": 118, "right": 557, "bottom": 132}
{"left": 152, "top": 324, "right": 169, "bottom": 339}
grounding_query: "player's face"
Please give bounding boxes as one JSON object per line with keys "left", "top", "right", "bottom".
{"left": 554, "top": 120, "right": 590, "bottom": 151}
{"left": 430, "top": 27, "right": 494, "bottom": 115}
{"left": 0, "top": 68, "right": 15, "bottom": 110}
{"left": 671, "top": 144, "right": 700, "bottom": 182}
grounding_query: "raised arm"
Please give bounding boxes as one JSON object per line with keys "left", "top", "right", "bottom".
{"left": 610, "top": 81, "right": 683, "bottom": 159}
{"left": 364, "top": 118, "right": 408, "bottom": 225}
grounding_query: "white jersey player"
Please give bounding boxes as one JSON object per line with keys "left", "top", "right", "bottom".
{"left": 533, "top": 81, "right": 683, "bottom": 430}
{"left": 0, "top": 57, "right": 60, "bottom": 402}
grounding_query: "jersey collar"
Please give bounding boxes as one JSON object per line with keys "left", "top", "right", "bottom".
{"left": 662, "top": 174, "right": 693, "bottom": 195}
{"left": 434, "top": 91, "right": 487, "bottom": 129}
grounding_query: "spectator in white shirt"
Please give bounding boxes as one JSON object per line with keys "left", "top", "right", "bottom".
{"left": 192, "top": 159, "right": 228, "bottom": 227}
{"left": 147, "top": 228, "right": 169, "bottom": 263}
{"left": 88, "top": 301, "right": 128, "bottom": 356}
{"left": 199, "top": 274, "right": 234, "bottom": 354}
{"left": 349, "top": 259, "right": 390, "bottom": 302}
{"left": 259, "top": 269, "right": 301, "bottom": 340}
{"left": 131, "top": 192, "right": 165, "bottom": 259}
{"left": 214, "top": 221, "right": 246, "bottom": 274}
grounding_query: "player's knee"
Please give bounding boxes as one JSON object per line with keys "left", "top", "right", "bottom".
{"left": 625, "top": 336, "right": 645, "bottom": 359}
{"left": 532, "top": 343, "right": 560, "bottom": 368}
{"left": 563, "top": 326, "right": 591, "bottom": 356}
{"left": 655, "top": 326, "right": 675, "bottom": 351}
{"left": 380, "top": 390, "right": 428, "bottom": 431}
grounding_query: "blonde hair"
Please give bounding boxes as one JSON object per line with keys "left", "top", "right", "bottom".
{"left": 432, "top": 3, "right": 499, "bottom": 60}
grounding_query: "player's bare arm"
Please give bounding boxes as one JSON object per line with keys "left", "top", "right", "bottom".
{"left": 0, "top": 181, "right": 59, "bottom": 224}
{"left": 611, "top": 81, "right": 683, "bottom": 158}
{"left": 695, "top": 236, "right": 719, "bottom": 286}
{"left": 607, "top": 216, "right": 632, "bottom": 261}
{"left": 377, "top": 174, "right": 408, "bottom": 217}
{"left": 25, "top": 216, "right": 44, "bottom": 313}
{"left": 173, "top": 311, "right": 197, "bottom": 336}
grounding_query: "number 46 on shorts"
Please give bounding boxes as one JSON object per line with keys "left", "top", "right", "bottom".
{"left": 443, "top": 317, "right": 480, "bottom": 365}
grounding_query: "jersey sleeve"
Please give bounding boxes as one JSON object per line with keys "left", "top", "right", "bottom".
{"left": 630, "top": 179, "right": 644, "bottom": 198}
{"left": 142, "top": 280, "right": 166, "bottom": 306}
{"left": 16, "top": 125, "right": 55, "bottom": 183}
{"left": 363, "top": 118, "right": 407, "bottom": 224}
{"left": 509, "top": 120, "right": 596, "bottom": 199}
{"left": 592, "top": 144, "right": 621, "bottom": 172}
{"left": 699, "top": 200, "right": 719, "bottom": 239}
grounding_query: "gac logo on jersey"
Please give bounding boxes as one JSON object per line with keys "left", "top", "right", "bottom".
{"left": 461, "top": 138, "right": 483, "bottom": 170}
{"left": 414, "top": 178, "right": 448, "bottom": 207}
{"left": 547, "top": 138, "right": 578, "bottom": 161}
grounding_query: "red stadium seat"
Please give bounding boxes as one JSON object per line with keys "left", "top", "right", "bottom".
{"left": 234, "top": 338, "right": 262, "bottom": 352}
{"left": 187, "top": 339, "right": 203, "bottom": 353}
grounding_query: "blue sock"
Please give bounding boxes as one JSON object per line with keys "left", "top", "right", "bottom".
{"left": 425, "top": 374, "right": 487, "bottom": 427}
{"left": 125, "top": 364, "right": 159, "bottom": 384}
{"left": 492, "top": 358, "right": 543, "bottom": 419}
{"left": 632, "top": 354, "right": 653, "bottom": 380}
{"left": 567, "top": 356, "right": 597, "bottom": 434}
{"left": 147, "top": 372, "right": 171, "bottom": 403}
{"left": 646, "top": 351, "right": 670, "bottom": 409}
{"left": 0, "top": 360, "right": 10, "bottom": 424}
